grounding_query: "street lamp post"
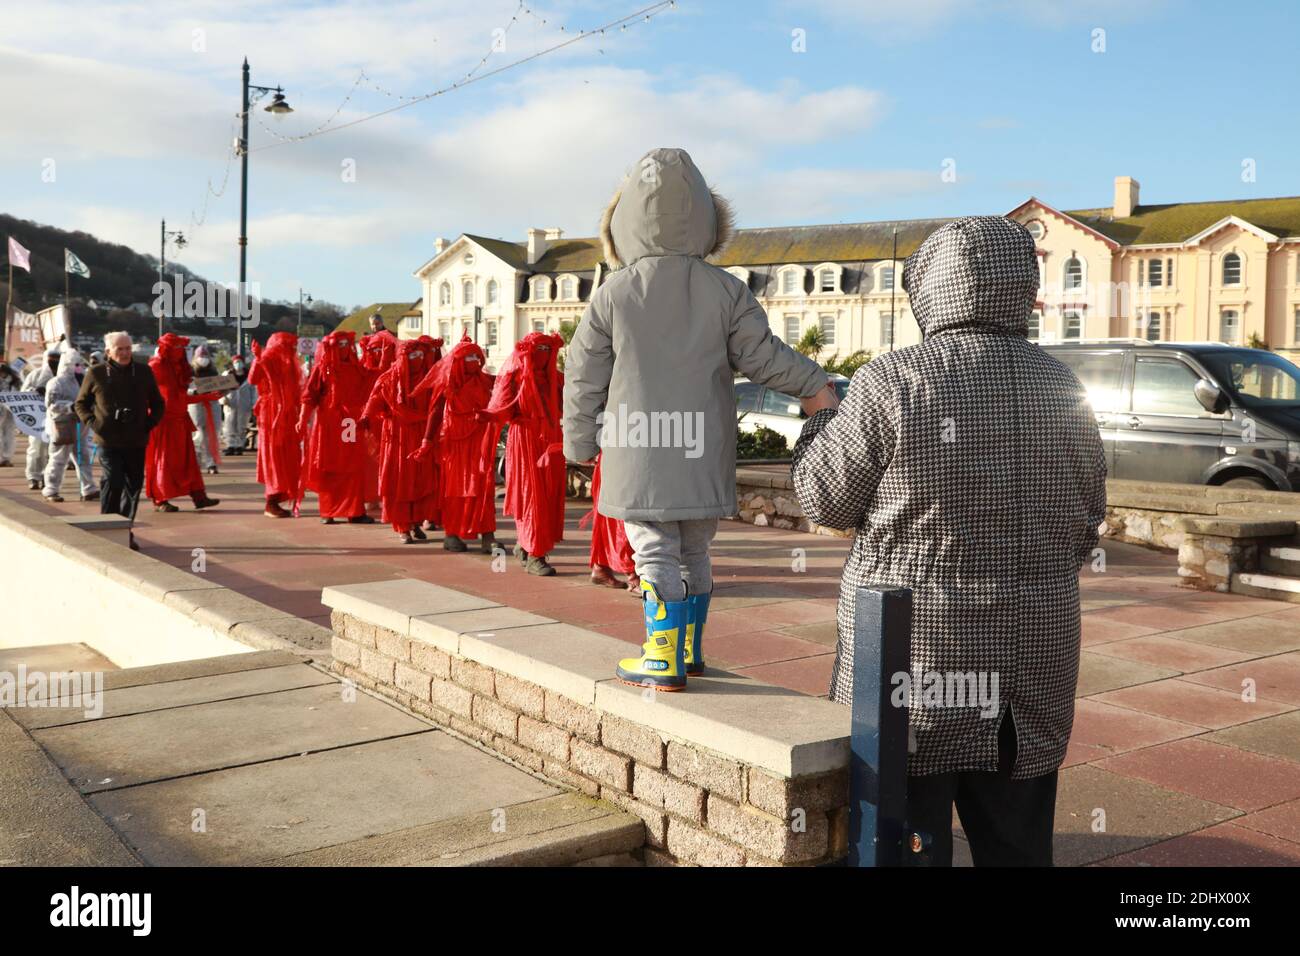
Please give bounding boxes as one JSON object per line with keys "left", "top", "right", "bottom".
{"left": 236, "top": 58, "right": 292, "bottom": 357}
{"left": 158, "top": 219, "right": 186, "bottom": 341}
{"left": 297, "top": 288, "right": 312, "bottom": 337}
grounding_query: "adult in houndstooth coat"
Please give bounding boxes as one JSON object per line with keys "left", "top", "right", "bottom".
{"left": 791, "top": 216, "right": 1107, "bottom": 864}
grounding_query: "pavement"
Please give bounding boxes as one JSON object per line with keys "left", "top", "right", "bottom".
{"left": 4, "top": 439, "right": 1300, "bottom": 865}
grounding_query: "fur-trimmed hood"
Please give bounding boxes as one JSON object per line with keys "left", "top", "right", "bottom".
{"left": 600, "top": 148, "right": 734, "bottom": 269}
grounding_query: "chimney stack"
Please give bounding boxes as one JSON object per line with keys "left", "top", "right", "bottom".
{"left": 526, "top": 228, "right": 552, "bottom": 265}
{"left": 434, "top": 237, "right": 447, "bottom": 255}
{"left": 1113, "top": 176, "right": 1140, "bottom": 219}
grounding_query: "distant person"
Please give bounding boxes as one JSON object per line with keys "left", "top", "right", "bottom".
{"left": 145, "top": 333, "right": 220, "bottom": 512}
{"left": 368, "top": 311, "right": 386, "bottom": 334}
{"left": 42, "top": 349, "right": 99, "bottom": 502}
{"left": 791, "top": 216, "right": 1108, "bottom": 867}
{"left": 187, "top": 344, "right": 223, "bottom": 474}
{"left": 248, "top": 333, "right": 303, "bottom": 518}
{"left": 563, "top": 147, "right": 833, "bottom": 690}
{"left": 0, "top": 360, "right": 21, "bottom": 467}
{"left": 220, "top": 353, "right": 255, "bottom": 455}
{"left": 22, "top": 347, "right": 60, "bottom": 490}
{"left": 74, "top": 331, "right": 165, "bottom": 519}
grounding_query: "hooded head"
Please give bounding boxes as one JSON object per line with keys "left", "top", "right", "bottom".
{"left": 54, "top": 349, "right": 84, "bottom": 383}
{"left": 192, "top": 344, "right": 213, "bottom": 372}
{"left": 320, "top": 330, "right": 358, "bottom": 370}
{"left": 45, "top": 348, "right": 61, "bottom": 377}
{"left": 600, "top": 148, "right": 734, "bottom": 269}
{"left": 154, "top": 333, "right": 193, "bottom": 384}
{"left": 902, "top": 216, "right": 1039, "bottom": 340}
{"left": 389, "top": 337, "right": 434, "bottom": 404}
{"left": 361, "top": 329, "right": 397, "bottom": 372}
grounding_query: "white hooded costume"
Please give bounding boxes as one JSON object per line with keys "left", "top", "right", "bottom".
{"left": 42, "top": 349, "right": 99, "bottom": 499}
{"left": 21, "top": 348, "right": 60, "bottom": 484}
{"left": 220, "top": 355, "right": 255, "bottom": 452}
{"left": 187, "top": 345, "right": 223, "bottom": 471}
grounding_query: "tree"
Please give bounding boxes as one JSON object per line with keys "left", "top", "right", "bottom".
{"left": 796, "top": 325, "right": 826, "bottom": 361}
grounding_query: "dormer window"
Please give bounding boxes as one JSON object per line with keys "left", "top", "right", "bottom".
{"left": 879, "top": 265, "right": 895, "bottom": 291}
{"left": 557, "top": 275, "right": 578, "bottom": 301}
{"left": 814, "top": 263, "right": 842, "bottom": 294}
{"left": 778, "top": 267, "right": 804, "bottom": 296}
{"left": 532, "top": 277, "right": 551, "bottom": 302}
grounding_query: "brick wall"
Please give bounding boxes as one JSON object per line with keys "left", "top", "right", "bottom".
{"left": 330, "top": 610, "right": 849, "bottom": 866}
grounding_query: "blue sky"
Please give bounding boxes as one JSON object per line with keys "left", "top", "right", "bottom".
{"left": 1, "top": 0, "right": 1295, "bottom": 310}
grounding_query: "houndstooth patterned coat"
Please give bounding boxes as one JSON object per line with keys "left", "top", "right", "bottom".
{"left": 792, "top": 216, "right": 1107, "bottom": 780}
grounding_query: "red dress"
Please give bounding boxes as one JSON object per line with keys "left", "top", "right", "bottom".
{"left": 360, "top": 330, "right": 398, "bottom": 504}
{"left": 362, "top": 339, "right": 439, "bottom": 533}
{"left": 248, "top": 332, "right": 303, "bottom": 503}
{"left": 301, "top": 330, "right": 370, "bottom": 519}
{"left": 487, "top": 332, "right": 566, "bottom": 557}
{"left": 145, "top": 333, "right": 212, "bottom": 503}
{"left": 584, "top": 456, "right": 635, "bottom": 574}
{"left": 417, "top": 335, "right": 497, "bottom": 540}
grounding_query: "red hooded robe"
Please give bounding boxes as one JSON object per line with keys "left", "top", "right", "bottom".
{"left": 301, "top": 330, "right": 370, "bottom": 518}
{"left": 416, "top": 335, "right": 497, "bottom": 540}
{"left": 360, "top": 329, "right": 398, "bottom": 503}
{"left": 583, "top": 455, "right": 635, "bottom": 574}
{"left": 486, "top": 332, "right": 565, "bottom": 556}
{"left": 362, "top": 338, "right": 439, "bottom": 532}
{"left": 248, "top": 332, "right": 304, "bottom": 503}
{"left": 145, "top": 333, "right": 213, "bottom": 503}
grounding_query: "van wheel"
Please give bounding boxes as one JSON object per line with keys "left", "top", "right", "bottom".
{"left": 1221, "top": 476, "right": 1272, "bottom": 490}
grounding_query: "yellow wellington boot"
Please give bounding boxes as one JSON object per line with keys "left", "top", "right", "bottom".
{"left": 615, "top": 580, "right": 688, "bottom": 692}
{"left": 683, "top": 589, "right": 711, "bottom": 677}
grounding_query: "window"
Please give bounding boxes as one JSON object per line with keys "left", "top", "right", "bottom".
{"left": 404, "top": 315, "right": 419, "bottom": 331}
{"left": 1063, "top": 311, "right": 1082, "bottom": 339}
{"left": 439, "top": 282, "right": 452, "bottom": 306}
{"left": 818, "top": 269, "right": 836, "bottom": 292}
{"left": 560, "top": 277, "right": 576, "bottom": 301}
{"left": 439, "top": 320, "right": 451, "bottom": 340}
{"left": 1132, "top": 358, "right": 1206, "bottom": 416}
{"left": 533, "top": 278, "right": 550, "bottom": 302}
{"left": 760, "top": 388, "right": 802, "bottom": 418}
{"left": 1063, "top": 257, "right": 1083, "bottom": 291}
{"left": 1220, "top": 309, "right": 1240, "bottom": 344}
{"left": 818, "top": 315, "right": 836, "bottom": 346}
{"left": 1223, "top": 252, "right": 1242, "bottom": 286}
{"left": 879, "top": 312, "right": 895, "bottom": 347}
{"left": 879, "top": 266, "right": 895, "bottom": 291}
{"left": 487, "top": 280, "right": 499, "bottom": 306}
{"left": 1200, "top": 349, "right": 1300, "bottom": 405}
{"left": 1147, "top": 258, "right": 1163, "bottom": 287}
{"left": 734, "top": 381, "right": 763, "bottom": 413}
{"left": 532, "top": 319, "right": 546, "bottom": 333}
{"left": 486, "top": 321, "right": 498, "bottom": 346}
{"left": 783, "top": 316, "right": 801, "bottom": 343}
{"left": 1166, "top": 258, "right": 1174, "bottom": 287}
{"left": 1027, "top": 311, "right": 1041, "bottom": 341}
{"left": 1026, "top": 220, "right": 1045, "bottom": 241}
{"left": 1295, "top": 307, "right": 1300, "bottom": 345}
{"left": 462, "top": 280, "right": 475, "bottom": 306}
{"left": 781, "top": 270, "right": 798, "bottom": 295}
{"left": 1054, "top": 350, "right": 1125, "bottom": 412}
{"left": 1143, "top": 311, "right": 1161, "bottom": 341}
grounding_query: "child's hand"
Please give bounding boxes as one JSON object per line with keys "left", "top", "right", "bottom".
{"left": 800, "top": 383, "right": 840, "bottom": 416}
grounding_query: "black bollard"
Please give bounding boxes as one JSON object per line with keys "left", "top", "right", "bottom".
{"left": 847, "top": 586, "right": 912, "bottom": 866}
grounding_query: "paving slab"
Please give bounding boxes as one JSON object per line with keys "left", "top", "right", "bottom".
{"left": 1053, "top": 765, "right": 1240, "bottom": 866}
{"left": 89, "top": 733, "right": 559, "bottom": 866}
{"left": 1098, "top": 822, "right": 1300, "bottom": 866}
{"left": 0, "top": 642, "right": 118, "bottom": 674}
{"left": 1096, "top": 737, "right": 1300, "bottom": 812}
{"left": 9, "top": 663, "right": 336, "bottom": 731}
{"left": 99, "top": 649, "right": 299, "bottom": 691}
{"left": 0, "top": 712, "right": 138, "bottom": 867}
{"left": 1165, "top": 616, "right": 1300, "bottom": 655}
{"left": 1076, "top": 651, "right": 1179, "bottom": 697}
{"left": 34, "top": 681, "right": 430, "bottom": 793}
{"left": 1203, "top": 711, "right": 1300, "bottom": 763}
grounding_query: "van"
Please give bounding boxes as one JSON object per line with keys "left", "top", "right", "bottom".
{"left": 1043, "top": 340, "right": 1300, "bottom": 490}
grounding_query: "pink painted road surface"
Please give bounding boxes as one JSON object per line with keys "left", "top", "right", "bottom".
{"left": 5, "top": 440, "right": 1300, "bottom": 866}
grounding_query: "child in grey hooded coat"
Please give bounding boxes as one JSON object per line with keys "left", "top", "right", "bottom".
{"left": 563, "top": 147, "right": 834, "bottom": 687}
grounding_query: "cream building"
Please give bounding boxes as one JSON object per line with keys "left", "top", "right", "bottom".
{"left": 410, "top": 177, "right": 1300, "bottom": 365}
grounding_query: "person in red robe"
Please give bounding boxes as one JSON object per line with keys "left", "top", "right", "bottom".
{"left": 486, "top": 332, "right": 565, "bottom": 576}
{"left": 145, "top": 333, "right": 220, "bottom": 512}
{"left": 583, "top": 454, "right": 639, "bottom": 591}
{"left": 359, "top": 329, "right": 397, "bottom": 509}
{"left": 362, "top": 338, "right": 439, "bottom": 543}
{"left": 413, "top": 334, "right": 499, "bottom": 554}
{"left": 299, "top": 329, "right": 374, "bottom": 525}
{"left": 248, "top": 332, "right": 304, "bottom": 518}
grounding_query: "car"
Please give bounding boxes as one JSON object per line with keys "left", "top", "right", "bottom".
{"left": 1043, "top": 339, "right": 1300, "bottom": 491}
{"left": 735, "top": 374, "right": 850, "bottom": 448}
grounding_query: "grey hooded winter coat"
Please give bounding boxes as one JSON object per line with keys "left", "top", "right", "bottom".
{"left": 564, "top": 148, "right": 829, "bottom": 520}
{"left": 791, "top": 216, "right": 1107, "bottom": 780}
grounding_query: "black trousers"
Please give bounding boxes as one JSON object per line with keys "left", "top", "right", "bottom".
{"left": 906, "top": 712, "right": 1058, "bottom": 866}
{"left": 99, "top": 445, "right": 146, "bottom": 520}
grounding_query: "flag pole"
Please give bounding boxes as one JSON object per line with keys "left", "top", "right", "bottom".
{"left": 3, "top": 257, "right": 11, "bottom": 359}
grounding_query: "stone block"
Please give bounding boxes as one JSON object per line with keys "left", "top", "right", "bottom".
{"left": 545, "top": 692, "right": 601, "bottom": 742}
{"left": 472, "top": 694, "right": 519, "bottom": 740}
{"left": 518, "top": 715, "right": 571, "bottom": 762}
{"left": 570, "top": 739, "right": 632, "bottom": 792}
{"left": 666, "top": 742, "right": 744, "bottom": 802}
{"left": 601, "top": 714, "right": 666, "bottom": 768}
{"left": 495, "top": 673, "right": 546, "bottom": 718}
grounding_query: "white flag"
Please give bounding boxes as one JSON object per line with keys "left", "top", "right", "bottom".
{"left": 65, "top": 248, "right": 90, "bottom": 278}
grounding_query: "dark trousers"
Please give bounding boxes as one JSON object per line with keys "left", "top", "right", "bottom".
{"left": 906, "top": 712, "right": 1058, "bottom": 866}
{"left": 99, "top": 445, "right": 146, "bottom": 520}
